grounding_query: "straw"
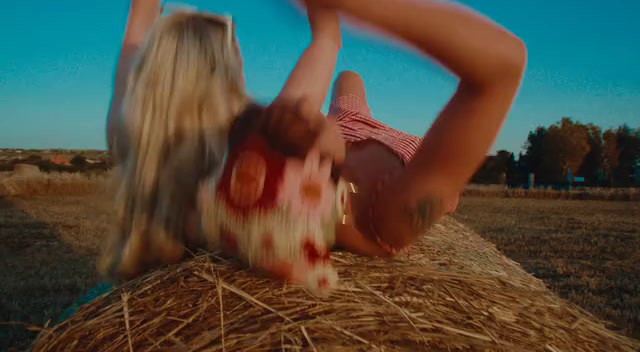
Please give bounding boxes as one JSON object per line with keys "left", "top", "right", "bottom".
{"left": 32, "top": 217, "right": 640, "bottom": 351}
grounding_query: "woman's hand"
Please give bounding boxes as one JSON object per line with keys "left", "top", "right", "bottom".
{"left": 262, "top": 98, "right": 346, "bottom": 163}
{"left": 262, "top": 98, "right": 323, "bottom": 158}
{"left": 315, "top": 116, "right": 346, "bottom": 164}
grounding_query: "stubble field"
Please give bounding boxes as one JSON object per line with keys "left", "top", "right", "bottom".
{"left": 1, "top": 192, "right": 639, "bottom": 350}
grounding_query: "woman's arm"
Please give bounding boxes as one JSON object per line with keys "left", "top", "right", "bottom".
{"left": 261, "top": 4, "right": 346, "bottom": 162}
{"left": 106, "top": 0, "right": 162, "bottom": 161}
{"left": 329, "top": 0, "right": 525, "bottom": 193}
{"left": 316, "top": 0, "right": 527, "bottom": 248}
{"left": 276, "top": 5, "right": 342, "bottom": 114}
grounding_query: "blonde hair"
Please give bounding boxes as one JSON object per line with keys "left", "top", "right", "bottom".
{"left": 100, "top": 12, "right": 249, "bottom": 279}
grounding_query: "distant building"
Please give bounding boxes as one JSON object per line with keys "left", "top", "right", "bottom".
{"left": 50, "top": 155, "right": 71, "bottom": 165}
{"left": 86, "top": 158, "right": 105, "bottom": 164}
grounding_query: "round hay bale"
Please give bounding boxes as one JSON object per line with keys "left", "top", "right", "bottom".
{"left": 32, "top": 218, "right": 640, "bottom": 351}
{"left": 13, "top": 163, "right": 40, "bottom": 177}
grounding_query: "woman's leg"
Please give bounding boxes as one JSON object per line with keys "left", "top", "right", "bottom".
{"left": 331, "top": 71, "right": 369, "bottom": 103}
{"left": 332, "top": 71, "right": 459, "bottom": 214}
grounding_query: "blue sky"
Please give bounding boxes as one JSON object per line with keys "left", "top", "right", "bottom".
{"left": 1, "top": 0, "right": 638, "bottom": 154}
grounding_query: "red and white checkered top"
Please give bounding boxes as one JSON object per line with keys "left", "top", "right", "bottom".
{"left": 329, "top": 94, "right": 459, "bottom": 213}
{"left": 329, "top": 94, "right": 422, "bottom": 164}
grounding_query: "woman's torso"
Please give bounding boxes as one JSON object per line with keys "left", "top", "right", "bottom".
{"left": 342, "top": 140, "right": 404, "bottom": 195}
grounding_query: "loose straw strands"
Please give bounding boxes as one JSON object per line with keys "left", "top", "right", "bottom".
{"left": 32, "top": 217, "right": 640, "bottom": 351}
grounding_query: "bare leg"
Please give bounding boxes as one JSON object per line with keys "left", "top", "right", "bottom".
{"left": 331, "top": 71, "right": 406, "bottom": 256}
{"left": 332, "top": 71, "right": 459, "bottom": 214}
{"left": 331, "top": 71, "right": 369, "bottom": 104}
{"left": 331, "top": 70, "right": 403, "bottom": 177}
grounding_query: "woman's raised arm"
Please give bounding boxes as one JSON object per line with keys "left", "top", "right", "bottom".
{"left": 106, "top": 0, "right": 162, "bottom": 162}
{"left": 309, "top": 0, "right": 527, "bottom": 249}
{"left": 263, "top": 4, "right": 346, "bottom": 162}
{"left": 276, "top": 5, "right": 342, "bottom": 113}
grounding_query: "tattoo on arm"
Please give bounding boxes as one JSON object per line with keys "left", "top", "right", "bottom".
{"left": 402, "top": 196, "right": 445, "bottom": 234}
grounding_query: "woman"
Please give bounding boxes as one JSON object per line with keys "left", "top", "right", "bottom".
{"left": 280, "top": 0, "right": 527, "bottom": 257}
{"left": 102, "top": 0, "right": 347, "bottom": 279}
{"left": 103, "top": 0, "right": 526, "bottom": 279}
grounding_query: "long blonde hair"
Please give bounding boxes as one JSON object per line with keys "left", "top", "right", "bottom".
{"left": 100, "top": 11, "right": 249, "bottom": 279}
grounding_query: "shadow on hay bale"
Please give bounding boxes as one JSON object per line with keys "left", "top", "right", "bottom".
{"left": 32, "top": 218, "right": 640, "bottom": 352}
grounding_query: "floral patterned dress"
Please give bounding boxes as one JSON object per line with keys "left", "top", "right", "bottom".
{"left": 199, "top": 133, "right": 349, "bottom": 296}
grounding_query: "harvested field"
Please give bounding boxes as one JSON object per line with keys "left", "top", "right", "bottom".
{"left": 1, "top": 192, "right": 638, "bottom": 351}
{"left": 454, "top": 196, "right": 640, "bottom": 339}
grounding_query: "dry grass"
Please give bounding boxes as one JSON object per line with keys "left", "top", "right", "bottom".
{"left": 0, "top": 172, "right": 110, "bottom": 197}
{"left": 453, "top": 196, "right": 640, "bottom": 339}
{"left": 31, "top": 218, "right": 640, "bottom": 351}
{"left": 464, "top": 184, "right": 640, "bottom": 201}
{"left": 2, "top": 193, "right": 639, "bottom": 351}
{"left": 0, "top": 195, "right": 112, "bottom": 351}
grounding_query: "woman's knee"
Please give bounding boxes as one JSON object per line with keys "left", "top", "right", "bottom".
{"left": 332, "top": 71, "right": 367, "bottom": 101}
{"left": 337, "top": 70, "right": 363, "bottom": 83}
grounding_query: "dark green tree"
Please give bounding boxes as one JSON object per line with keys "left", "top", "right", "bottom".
{"left": 524, "top": 118, "right": 590, "bottom": 184}
{"left": 70, "top": 155, "right": 88, "bottom": 172}
{"left": 522, "top": 126, "right": 547, "bottom": 180}
{"left": 578, "top": 124, "right": 605, "bottom": 186}
{"left": 471, "top": 150, "right": 514, "bottom": 184}
{"left": 613, "top": 125, "right": 640, "bottom": 186}
{"left": 602, "top": 129, "right": 620, "bottom": 186}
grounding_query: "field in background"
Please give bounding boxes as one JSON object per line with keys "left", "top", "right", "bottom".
{"left": 453, "top": 196, "right": 640, "bottom": 338}
{"left": 3, "top": 172, "right": 640, "bottom": 200}
{"left": 464, "top": 184, "right": 640, "bottom": 201}
{"left": 1, "top": 175, "right": 639, "bottom": 349}
{"left": 0, "top": 196, "right": 111, "bottom": 351}
{"left": 0, "top": 172, "right": 110, "bottom": 197}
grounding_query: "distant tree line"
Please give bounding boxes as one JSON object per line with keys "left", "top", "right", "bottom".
{"left": 472, "top": 118, "right": 640, "bottom": 187}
